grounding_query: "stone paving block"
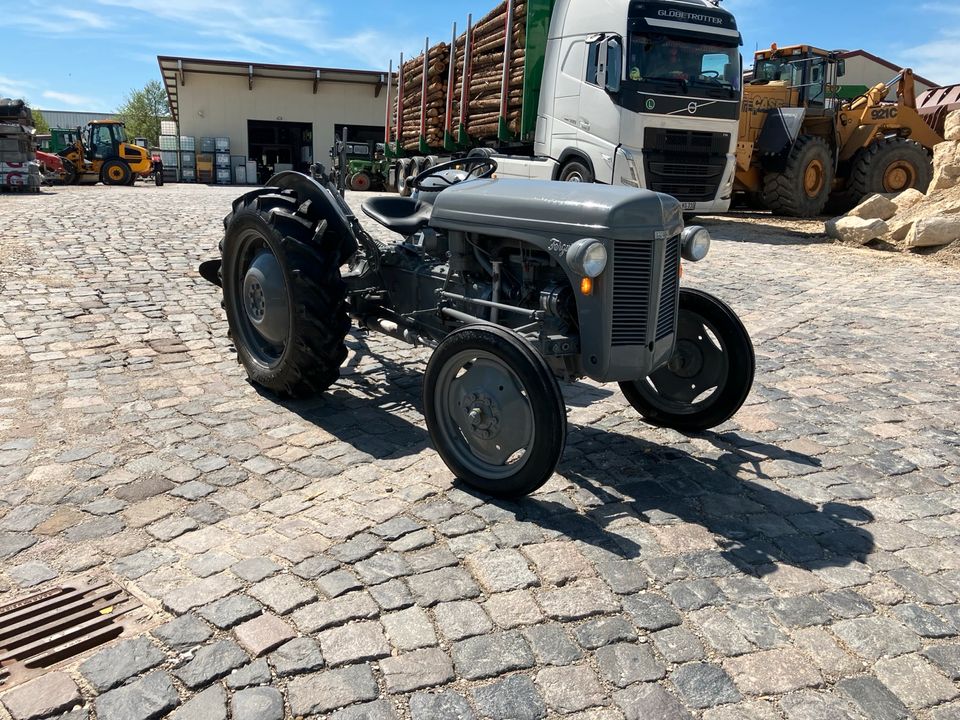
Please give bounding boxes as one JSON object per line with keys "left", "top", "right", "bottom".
{"left": 380, "top": 648, "right": 455, "bottom": 693}
{"left": 319, "top": 621, "right": 391, "bottom": 666}
{"left": 452, "top": 631, "right": 535, "bottom": 680}
{"left": 433, "top": 600, "right": 493, "bottom": 641}
{"left": 523, "top": 623, "right": 583, "bottom": 666}
{"left": 613, "top": 683, "right": 692, "bottom": 720}
{"left": 484, "top": 589, "right": 544, "bottom": 628}
{"left": 79, "top": 636, "right": 165, "bottom": 691}
{"left": 369, "top": 578, "right": 415, "bottom": 611}
{"left": 287, "top": 665, "right": 380, "bottom": 715}
{"left": 537, "top": 664, "right": 607, "bottom": 714}
{"left": 891, "top": 603, "right": 957, "bottom": 638}
{"left": 199, "top": 594, "right": 262, "bottom": 629}
{"left": 291, "top": 591, "right": 380, "bottom": 633}
{"left": 331, "top": 699, "right": 399, "bottom": 720}
{"left": 169, "top": 685, "right": 226, "bottom": 720}
{"left": 407, "top": 567, "right": 481, "bottom": 606}
{"left": 670, "top": 662, "right": 741, "bottom": 709}
{"left": 573, "top": 616, "right": 638, "bottom": 649}
{"left": 1, "top": 671, "right": 81, "bottom": 720}
{"left": 173, "top": 640, "right": 248, "bottom": 689}
{"left": 232, "top": 687, "right": 283, "bottom": 720}
{"left": 724, "top": 648, "right": 822, "bottom": 696}
{"left": 409, "top": 690, "right": 476, "bottom": 720}
{"left": 622, "top": 592, "right": 682, "bottom": 630}
{"left": 467, "top": 549, "right": 538, "bottom": 592}
{"left": 270, "top": 636, "right": 324, "bottom": 676}
{"left": 8, "top": 561, "right": 57, "bottom": 588}
{"left": 234, "top": 613, "right": 296, "bottom": 657}
{"left": 316, "top": 569, "right": 363, "bottom": 598}
{"left": 249, "top": 574, "right": 317, "bottom": 614}
{"left": 924, "top": 643, "right": 960, "bottom": 679}
{"left": 831, "top": 616, "right": 921, "bottom": 660}
{"left": 523, "top": 541, "right": 594, "bottom": 585}
{"left": 153, "top": 613, "right": 213, "bottom": 650}
{"left": 873, "top": 653, "right": 959, "bottom": 709}
{"left": 536, "top": 578, "right": 620, "bottom": 620}
{"left": 837, "top": 675, "right": 911, "bottom": 720}
{"left": 778, "top": 690, "right": 866, "bottom": 720}
{"left": 231, "top": 556, "right": 281, "bottom": 582}
{"left": 162, "top": 573, "right": 241, "bottom": 614}
{"left": 471, "top": 675, "right": 546, "bottom": 720}
{"left": 94, "top": 671, "right": 179, "bottom": 720}
{"left": 651, "top": 626, "right": 706, "bottom": 663}
{"left": 382, "top": 606, "right": 437, "bottom": 650}
{"left": 226, "top": 658, "right": 272, "bottom": 689}
{"left": 596, "top": 642, "right": 666, "bottom": 687}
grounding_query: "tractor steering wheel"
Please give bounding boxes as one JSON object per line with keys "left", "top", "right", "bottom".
{"left": 410, "top": 155, "right": 498, "bottom": 191}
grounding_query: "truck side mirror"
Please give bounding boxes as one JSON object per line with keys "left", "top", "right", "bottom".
{"left": 604, "top": 38, "right": 622, "bottom": 94}
{"left": 837, "top": 59, "right": 846, "bottom": 78}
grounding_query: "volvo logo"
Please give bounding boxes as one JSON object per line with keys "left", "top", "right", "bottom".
{"left": 687, "top": 102, "right": 699, "bottom": 114}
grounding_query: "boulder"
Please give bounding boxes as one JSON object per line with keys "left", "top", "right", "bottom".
{"left": 847, "top": 193, "right": 898, "bottom": 221}
{"left": 905, "top": 215, "right": 960, "bottom": 248}
{"left": 931, "top": 140, "right": 960, "bottom": 191}
{"left": 891, "top": 188, "right": 925, "bottom": 212}
{"left": 824, "top": 216, "right": 889, "bottom": 244}
{"left": 946, "top": 109, "right": 960, "bottom": 142}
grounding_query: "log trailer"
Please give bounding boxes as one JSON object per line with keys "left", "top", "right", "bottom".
{"left": 384, "top": 0, "right": 744, "bottom": 214}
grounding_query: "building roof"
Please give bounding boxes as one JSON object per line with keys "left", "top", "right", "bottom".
{"left": 838, "top": 49, "right": 938, "bottom": 89}
{"left": 39, "top": 110, "right": 117, "bottom": 129}
{"left": 157, "top": 56, "right": 392, "bottom": 123}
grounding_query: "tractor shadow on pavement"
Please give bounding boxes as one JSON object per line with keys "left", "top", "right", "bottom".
{"left": 465, "top": 423, "right": 874, "bottom": 579}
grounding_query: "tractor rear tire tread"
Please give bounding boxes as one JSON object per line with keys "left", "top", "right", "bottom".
{"left": 221, "top": 187, "right": 350, "bottom": 399}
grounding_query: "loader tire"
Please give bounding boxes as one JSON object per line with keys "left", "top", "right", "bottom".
{"left": 836, "top": 137, "right": 932, "bottom": 210}
{"left": 761, "top": 135, "right": 834, "bottom": 217}
{"left": 102, "top": 159, "right": 132, "bottom": 186}
{"left": 220, "top": 188, "right": 350, "bottom": 398}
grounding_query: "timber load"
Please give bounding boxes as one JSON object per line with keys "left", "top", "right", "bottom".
{"left": 392, "top": 0, "right": 529, "bottom": 152}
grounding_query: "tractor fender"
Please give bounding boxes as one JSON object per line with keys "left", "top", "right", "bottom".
{"left": 266, "top": 171, "right": 358, "bottom": 258}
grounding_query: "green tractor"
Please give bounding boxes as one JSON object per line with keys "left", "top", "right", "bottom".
{"left": 343, "top": 141, "right": 388, "bottom": 192}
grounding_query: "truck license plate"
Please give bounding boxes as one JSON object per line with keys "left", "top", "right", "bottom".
{"left": 681, "top": 202, "right": 696, "bottom": 211}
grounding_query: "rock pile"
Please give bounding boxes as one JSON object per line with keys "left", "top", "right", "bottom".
{"left": 826, "top": 109, "right": 960, "bottom": 254}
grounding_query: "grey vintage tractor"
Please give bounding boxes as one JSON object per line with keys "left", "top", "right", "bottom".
{"left": 199, "top": 157, "right": 755, "bottom": 497}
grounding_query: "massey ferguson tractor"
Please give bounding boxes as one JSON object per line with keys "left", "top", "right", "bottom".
{"left": 200, "top": 159, "right": 755, "bottom": 497}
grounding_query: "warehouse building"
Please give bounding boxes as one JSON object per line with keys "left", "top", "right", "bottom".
{"left": 157, "top": 56, "right": 392, "bottom": 183}
{"left": 837, "top": 50, "right": 938, "bottom": 100}
{"left": 38, "top": 110, "right": 115, "bottom": 128}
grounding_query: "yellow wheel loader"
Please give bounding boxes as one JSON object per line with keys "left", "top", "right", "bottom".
{"left": 735, "top": 44, "right": 944, "bottom": 217}
{"left": 59, "top": 120, "right": 152, "bottom": 186}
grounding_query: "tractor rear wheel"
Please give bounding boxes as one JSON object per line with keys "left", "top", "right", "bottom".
{"left": 761, "top": 135, "right": 834, "bottom": 217}
{"left": 101, "top": 160, "right": 132, "bottom": 186}
{"left": 834, "top": 137, "right": 932, "bottom": 211}
{"left": 220, "top": 188, "right": 350, "bottom": 398}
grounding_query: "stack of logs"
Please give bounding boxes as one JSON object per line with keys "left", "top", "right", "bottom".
{"left": 396, "top": 0, "right": 527, "bottom": 150}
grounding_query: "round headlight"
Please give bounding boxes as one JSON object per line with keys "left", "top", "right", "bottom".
{"left": 681, "top": 226, "right": 712, "bottom": 262}
{"left": 566, "top": 239, "right": 608, "bottom": 278}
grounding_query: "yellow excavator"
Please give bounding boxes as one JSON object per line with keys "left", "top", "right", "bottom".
{"left": 59, "top": 120, "right": 152, "bottom": 186}
{"left": 735, "top": 44, "right": 944, "bottom": 217}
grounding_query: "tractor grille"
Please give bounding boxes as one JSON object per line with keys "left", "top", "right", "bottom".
{"left": 656, "top": 236, "right": 681, "bottom": 341}
{"left": 643, "top": 128, "right": 730, "bottom": 203}
{"left": 611, "top": 241, "right": 653, "bottom": 347}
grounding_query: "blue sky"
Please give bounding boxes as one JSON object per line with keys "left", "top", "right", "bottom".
{"left": 1, "top": 0, "right": 958, "bottom": 113}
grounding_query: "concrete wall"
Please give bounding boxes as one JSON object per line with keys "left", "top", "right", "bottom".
{"left": 841, "top": 55, "right": 937, "bottom": 100}
{"left": 175, "top": 71, "right": 390, "bottom": 161}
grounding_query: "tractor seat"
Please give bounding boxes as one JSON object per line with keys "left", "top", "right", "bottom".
{"left": 361, "top": 196, "right": 433, "bottom": 237}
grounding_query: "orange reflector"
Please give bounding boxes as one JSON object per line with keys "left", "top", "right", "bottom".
{"left": 580, "top": 277, "right": 593, "bottom": 296}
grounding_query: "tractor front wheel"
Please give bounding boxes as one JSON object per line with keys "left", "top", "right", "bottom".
{"left": 620, "top": 289, "right": 755, "bottom": 433}
{"left": 101, "top": 160, "right": 132, "bottom": 186}
{"left": 424, "top": 325, "right": 567, "bottom": 498}
{"left": 349, "top": 172, "right": 372, "bottom": 192}
{"left": 761, "top": 135, "right": 834, "bottom": 217}
{"left": 220, "top": 188, "right": 350, "bottom": 398}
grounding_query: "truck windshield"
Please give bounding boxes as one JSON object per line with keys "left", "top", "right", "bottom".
{"left": 628, "top": 34, "right": 739, "bottom": 97}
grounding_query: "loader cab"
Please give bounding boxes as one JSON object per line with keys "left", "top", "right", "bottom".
{"left": 86, "top": 121, "right": 128, "bottom": 160}
{"left": 751, "top": 45, "right": 844, "bottom": 110}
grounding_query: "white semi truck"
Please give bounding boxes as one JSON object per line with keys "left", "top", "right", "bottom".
{"left": 385, "top": 0, "right": 743, "bottom": 213}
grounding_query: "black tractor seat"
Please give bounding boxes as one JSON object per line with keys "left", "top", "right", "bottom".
{"left": 361, "top": 196, "right": 433, "bottom": 237}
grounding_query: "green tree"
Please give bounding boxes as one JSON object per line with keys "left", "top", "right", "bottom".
{"left": 116, "top": 80, "right": 169, "bottom": 145}
{"left": 31, "top": 108, "right": 50, "bottom": 134}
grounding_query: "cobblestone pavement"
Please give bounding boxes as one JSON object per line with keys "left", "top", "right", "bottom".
{"left": 0, "top": 182, "right": 959, "bottom": 720}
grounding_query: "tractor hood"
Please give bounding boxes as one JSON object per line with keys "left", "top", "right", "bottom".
{"left": 428, "top": 179, "right": 683, "bottom": 241}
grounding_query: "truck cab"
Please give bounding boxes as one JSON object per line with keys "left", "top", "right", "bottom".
{"left": 536, "top": 0, "right": 743, "bottom": 213}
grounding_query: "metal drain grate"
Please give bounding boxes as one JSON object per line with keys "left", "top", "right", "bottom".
{"left": 0, "top": 578, "right": 143, "bottom": 687}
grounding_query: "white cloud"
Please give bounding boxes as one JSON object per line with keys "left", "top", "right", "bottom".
{"left": 896, "top": 31, "right": 960, "bottom": 86}
{"left": 0, "top": 75, "right": 33, "bottom": 98}
{"left": 42, "top": 90, "right": 97, "bottom": 107}
{"left": 57, "top": 7, "right": 114, "bottom": 29}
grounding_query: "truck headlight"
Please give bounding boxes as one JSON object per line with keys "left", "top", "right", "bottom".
{"left": 567, "top": 239, "right": 608, "bottom": 278}
{"left": 681, "top": 226, "right": 711, "bottom": 262}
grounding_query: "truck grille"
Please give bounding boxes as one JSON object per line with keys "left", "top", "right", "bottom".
{"left": 656, "top": 236, "right": 681, "bottom": 340}
{"left": 611, "top": 241, "right": 653, "bottom": 347}
{"left": 643, "top": 128, "right": 730, "bottom": 203}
